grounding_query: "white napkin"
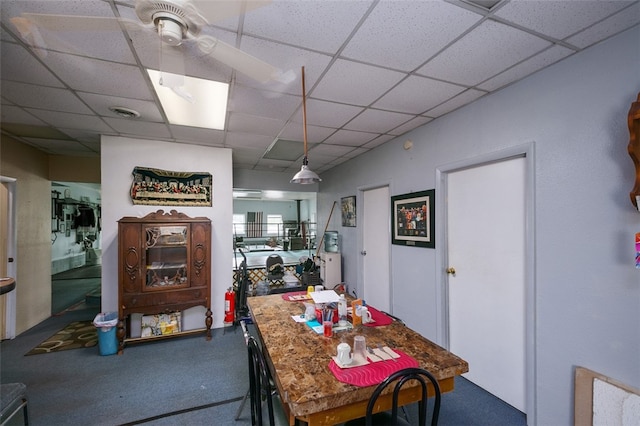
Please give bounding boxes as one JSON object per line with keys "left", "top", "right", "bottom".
{"left": 332, "top": 355, "right": 369, "bottom": 369}
{"left": 370, "top": 346, "right": 400, "bottom": 361}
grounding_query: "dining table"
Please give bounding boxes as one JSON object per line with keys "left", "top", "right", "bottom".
{"left": 247, "top": 292, "right": 469, "bottom": 426}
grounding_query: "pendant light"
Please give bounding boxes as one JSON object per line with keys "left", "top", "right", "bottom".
{"left": 291, "top": 66, "right": 322, "bottom": 184}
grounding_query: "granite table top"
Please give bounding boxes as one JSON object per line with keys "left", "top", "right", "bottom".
{"left": 247, "top": 294, "right": 469, "bottom": 425}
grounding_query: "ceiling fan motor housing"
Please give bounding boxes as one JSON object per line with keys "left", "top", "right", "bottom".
{"left": 135, "top": 0, "right": 203, "bottom": 45}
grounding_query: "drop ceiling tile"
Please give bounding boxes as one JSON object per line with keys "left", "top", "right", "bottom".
{"left": 77, "top": 92, "right": 164, "bottom": 121}
{"left": 102, "top": 117, "right": 172, "bottom": 139}
{"left": 494, "top": 0, "right": 632, "bottom": 40}
{"left": 235, "top": 36, "right": 333, "bottom": 93}
{"left": 169, "top": 125, "right": 225, "bottom": 146}
{"left": 565, "top": 2, "right": 640, "bottom": 49}
{"left": 417, "top": 20, "right": 551, "bottom": 86}
{"left": 2, "top": 81, "right": 93, "bottom": 114}
{"left": 242, "top": 0, "right": 373, "bottom": 53}
{"left": 425, "top": 88, "right": 486, "bottom": 117}
{"left": 254, "top": 158, "right": 293, "bottom": 171}
{"left": 311, "top": 143, "right": 357, "bottom": 157}
{"left": 342, "top": 146, "right": 370, "bottom": 159}
{"left": 478, "top": 45, "right": 574, "bottom": 92}
{"left": 290, "top": 99, "right": 365, "bottom": 129}
{"left": 312, "top": 59, "right": 406, "bottom": 105}
{"left": 278, "top": 122, "right": 337, "bottom": 144}
{"left": 0, "top": 105, "right": 47, "bottom": 125}
{"left": 373, "top": 75, "right": 467, "bottom": 114}
{"left": 227, "top": 112, "right": 286, "bottom": 136}
{"left": 58, "top": 128, "right": 101, "bottom": 143}
{"left": 22, "top": 137, "right": 94, "bottom": 154}
{"left": 323, "top": 129, "right": 379, "bottom": 147}
{"left": 229, "top": 85, "right": 300, "bottom": 120}
{"left": 342, "top": 0, "right": 481, "bottom": 71}
{"left": 344, "top": 109, "right": 413, "bottom": 134}
{"left": 26, "top": 109, "right": 113, "bottom": 132}
{"left": 362, "top": 134, "right": 395, "bottom": 149}
{"left": 1, "top": 42, "right": 65, "bottom": 88}
{"left": 225, "top": 131, "right": 274, "bottom": 150}
{"left": 43, "top": 51, "right": 152, "bottom": 100}
{"left": 389, "top": 116, "right": 433, "bottom": 136}
{"left": 232, "top": 146, "right": 265, "bottom": 165}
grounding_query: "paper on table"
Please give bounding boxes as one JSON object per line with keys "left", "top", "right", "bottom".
{"left": 332, "top": 355, "right": 369, "bottom": 369}
{"left": 310, "top": 289, "right": 340, "bottom": 304}
{"left": 291, "top": 314, "right": 307, "bottom": 323}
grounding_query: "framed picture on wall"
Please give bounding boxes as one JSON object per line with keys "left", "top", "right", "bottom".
{"left": 341, "top": 196, "right": 356, "bottom": 227}
{"left": 391, "top": 189, "right": 435, "bottom": 248}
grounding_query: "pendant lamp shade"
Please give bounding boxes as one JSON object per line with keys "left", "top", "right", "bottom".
{"left": 291, "top": 66, "right": 321, "bottom": 184}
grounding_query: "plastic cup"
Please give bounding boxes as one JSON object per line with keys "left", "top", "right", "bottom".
{"left": 323, "top": 321, "right": 333, "bottom": 337}
{"left": 353, "top": 335, "right": 366, "bottom": 362}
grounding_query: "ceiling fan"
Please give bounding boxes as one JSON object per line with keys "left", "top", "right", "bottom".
{"left": 10, "top": 0, "right": 294, "bottom": 87}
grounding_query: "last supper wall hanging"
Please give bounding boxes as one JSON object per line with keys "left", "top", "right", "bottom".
{"left": 130, "top": 166, "right": 212, "bottom": 206}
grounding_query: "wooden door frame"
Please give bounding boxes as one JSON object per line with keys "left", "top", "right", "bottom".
{"left": 1, "top": 176, "right": 17, "bottom": 339}
{"left": 435, "top": 142, "right": 536, "bottom": 425}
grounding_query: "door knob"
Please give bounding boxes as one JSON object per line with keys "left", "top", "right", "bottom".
{"left": 446, "top": 267, "right": 456, "bottom": 275}
{"left": 360, "top": 250, "right": 367, "bottom": 256}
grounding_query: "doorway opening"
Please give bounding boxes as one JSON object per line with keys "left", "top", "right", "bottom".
{"left": 51, "top": 182, "right": 101, "bottom": 314}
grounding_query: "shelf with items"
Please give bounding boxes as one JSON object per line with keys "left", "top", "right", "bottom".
{"left": 117, "top": 210, "right": 211, "bottom": 353}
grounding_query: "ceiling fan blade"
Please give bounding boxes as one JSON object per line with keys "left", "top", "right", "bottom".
{"left": 10, "top": 17, "right": 49, "bottom": 57}
{"left": 194, "top": 34, "right": 286, "bottom": 84}
{"left": 191, "top": 0, "right": 272, "bottom": 24}
{"left": 18, "top": 13, "right": 124, "bottom": 31}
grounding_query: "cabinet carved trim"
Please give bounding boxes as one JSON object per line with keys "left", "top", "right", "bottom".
{"left": 117, "top": 209, "right": 211, "bottom": 354}
{"left": 124, "top": 247, "right": 139, "bottom": 281}
{"left": 628, "top": 92, "right": 640, "bottom": 209}
{"left": 194, "top": 243, "right": 206, "bottom": 277}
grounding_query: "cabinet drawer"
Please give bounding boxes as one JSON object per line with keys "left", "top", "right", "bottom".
{"left": 122, "top": 288, "right": 207, "bottom": 309}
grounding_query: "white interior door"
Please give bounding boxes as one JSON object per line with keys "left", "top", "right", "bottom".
{"left": 361, "top": 186, "right": 390, "bottom": 312}
{"left": 447, "top": 156, "right": 526, "bottom": 412}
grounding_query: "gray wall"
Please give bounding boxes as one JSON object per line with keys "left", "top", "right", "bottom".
{"left": 317, "top": 26, "right": 640, "bottom": 425}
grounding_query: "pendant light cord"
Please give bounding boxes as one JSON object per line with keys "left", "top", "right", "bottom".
{"left": 301, "top": 66, "right": 309, "bottom": 165}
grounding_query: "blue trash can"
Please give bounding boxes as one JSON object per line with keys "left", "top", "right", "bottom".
{"left": 93, "top": 312, "right": 118, "bottom": 356}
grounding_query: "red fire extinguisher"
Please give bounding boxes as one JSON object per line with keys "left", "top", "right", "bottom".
{"left": 224, "top": 287, "right": 235, "bottom": 323}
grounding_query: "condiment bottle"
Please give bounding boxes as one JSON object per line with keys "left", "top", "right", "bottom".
{"left": 351, "top": 298, "right": 363, "bottom": 325}
{"left": 338, "top": 294, "right": 348, "bottom": 326}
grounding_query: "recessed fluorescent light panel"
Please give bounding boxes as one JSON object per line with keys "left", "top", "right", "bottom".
{"left": 147, "top": 69, "right": 229, "bottom": 130}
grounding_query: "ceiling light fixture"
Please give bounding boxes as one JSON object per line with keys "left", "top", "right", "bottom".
{"left": 291, "top": 66, "right": 321, "bottom": 185}
{"left": 109, "top": 106, "right": 140, "bottom": 119}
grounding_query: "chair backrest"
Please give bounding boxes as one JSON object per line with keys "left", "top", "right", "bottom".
{"left": 366, "top": 367, "right": 441, "bottom": 426}
{"left": 247, "top": 336, "right": 276, "bottom": 426}
{"left": 266, "top": 254, "right": 284, "bottom": 279}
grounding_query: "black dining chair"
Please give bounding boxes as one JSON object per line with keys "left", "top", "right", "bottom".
{"left": 346, "top": 367, "right": 441, "bottom": 426}
{"left": 247, "top": 335, "right": 276, "bottom": 426}
{"left": 266, "top": 254, "right": 284, "bottom": 282}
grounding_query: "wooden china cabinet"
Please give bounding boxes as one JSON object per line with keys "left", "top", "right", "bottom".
{"left": 117, "top": 210, "right": 212, "bottom": 354}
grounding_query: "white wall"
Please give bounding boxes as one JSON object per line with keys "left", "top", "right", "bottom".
{"left": 318, "top": 26, "right": 640, "bottom": 425}
{"left": 101, "top": 136, "right": 232, "bottom": 329}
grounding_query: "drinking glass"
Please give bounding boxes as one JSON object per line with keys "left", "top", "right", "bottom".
{"left": 323, "top": 321, "right": 333, "bottom": 337}
{"left": 353, "top": 335, "right": 366, "bottom": 362}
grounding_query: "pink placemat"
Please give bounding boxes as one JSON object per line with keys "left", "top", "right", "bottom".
{"left": 362, "top": 306, "right": 393, "bottom": 327}
{"left": 281, "top": 291, "right": 312, "bottom": 301}
{"left": 328, "top": 350, "right": 419, "bottom": 387}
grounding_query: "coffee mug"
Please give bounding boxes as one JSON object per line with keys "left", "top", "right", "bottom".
{"left": 360, "top": 306, "right": 373, "bottom": 324}
{"left": 336, "top": 342, "right": 352, "bottom": 365}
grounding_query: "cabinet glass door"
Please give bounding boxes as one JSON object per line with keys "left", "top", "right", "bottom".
{"left": 144, "top": 225, "right": 189, "bottom": 290}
